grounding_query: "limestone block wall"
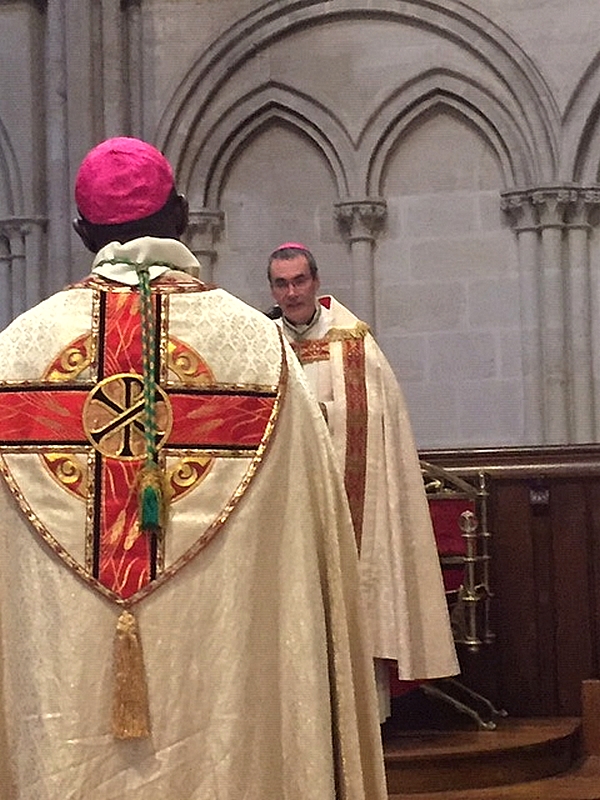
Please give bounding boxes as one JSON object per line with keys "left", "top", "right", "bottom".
{"left": 0, "top": 1, "right": 46, "bottom": 329}
{"left": 2, "top": 0, "right": 600, "bottom": 450}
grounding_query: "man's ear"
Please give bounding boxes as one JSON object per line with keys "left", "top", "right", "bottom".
{"left": 174, "top": 194, "right": 189, "bottom": 237}
{"left": 73, "top": 217, "right": 98, "bottom": 254}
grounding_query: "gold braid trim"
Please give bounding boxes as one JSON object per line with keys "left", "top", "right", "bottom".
{"left": 326, "top": 321, "right": 370, "bottom": 341}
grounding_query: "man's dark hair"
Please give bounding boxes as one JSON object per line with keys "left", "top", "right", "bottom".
{"left": 267, "top": 246, "right": 318, "bottom": 283}
{"left": 74, "top": 188, "right": 188, "bottom": 254}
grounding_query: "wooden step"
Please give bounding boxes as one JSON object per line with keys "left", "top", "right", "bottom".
{"left": 384, "top": 717, "right": 582, "bottom": 795}
{"left": 387, "top": 755, "right": 600, "bottom": 799}
{"left": 384, "top": 678, "right": 600, "bottom": 798}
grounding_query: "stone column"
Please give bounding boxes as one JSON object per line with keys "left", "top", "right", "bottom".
{"left": 23, "top": 219, "right": 46, "bottom": 310}
{"left": 123, "top": 0, "right": 143, "bottom": 136}
{"left": 502, "top": 185, "right": 600, "bottom": 444}
{"left": 333, "top": 199, "right": 387, "bottom": 329}
{"left": 7, "top": 224, "right": 27, "bottom": 319}
{"left": 0, "top": 233, "right": 10, "bottom": 332}
{"left": 45, "top": 0, "right": 71, "bottom": 294}
{"left": 101, "top": 0, "right": 128, "bottom": 134}
{"left": 530, "top": 188, "right": 570, "bottom": 442}
{"left": 501, "top": 193, "right": 544, "bottom": 443}
{"left": 184, "top": 210, "right": 225, "bottom": 282}
{"left": 564, "top": 189, "right": 600, "bottom": 442}
{"left": 0, "top": 218, "right": 47, "bottom": 328}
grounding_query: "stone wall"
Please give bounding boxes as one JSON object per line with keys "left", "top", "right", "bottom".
{"left": 2, "top": 0, "right": 600, "bottom": 449}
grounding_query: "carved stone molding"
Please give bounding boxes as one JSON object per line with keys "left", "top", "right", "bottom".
{"left": 0, "top": 217, "right": 47, "bottom": 240}
{"left": 501, "top": 186, "right": 600, "bottom": 231}
{"left": 184, "top": 210, "right": 225, "bottom": 278}
{"left": 0, "top": 218, "right": 48, "bottom": 274}
{"left": 333, "top": 199, "right": 387, "bottom": 243}
{"left": 186, "top": 209, "right": 224, "bottom": 240}
{"left": 185, "top": 208, "right": 225, "bottom": 253}
{"left": 565, "top": 188, "right": 600, "bottom": 229}
{"left": 530, "top": 187, "right": 575, "bottom": 229}
{"left": 500, "top": 192, "right": 538, "bottom": 232}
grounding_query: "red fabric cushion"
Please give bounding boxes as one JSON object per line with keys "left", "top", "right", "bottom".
{"left": 429, "top": 497, "right": 475, "bottom": 592}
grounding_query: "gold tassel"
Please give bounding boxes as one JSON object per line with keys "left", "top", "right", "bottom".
{"left": 112, "top": 609, "right": 151, "bottom": 739}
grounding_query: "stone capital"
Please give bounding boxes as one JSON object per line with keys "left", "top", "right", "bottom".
{"left": 0, "top": 216, "right": 47, "bottom": 239}
{"left": 184, "top": 209, "right": 225, "bottom": 268}
{"left": 501, "top": 186, "right": 600, "bottom": 231}
{"left": 334, "top": 199, "right": 387, "bottom": 243}
{"left": 500, "top": 191, "right": 538, "bottom": 232}
{"left": 186, "top": 209, "right": 225, "bottom": 243}
{"left": 564, "top": 188, "right": 600, "bottom": 229}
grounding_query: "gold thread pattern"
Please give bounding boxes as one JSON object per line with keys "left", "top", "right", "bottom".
{"left": 42, "top": 452, "right": 88, "bottom": 498}
{"left": 82, "top": 373, "right": 173, "bottom": 461}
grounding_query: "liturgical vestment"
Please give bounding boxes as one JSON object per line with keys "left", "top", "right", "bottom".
{"left": 280, "top": 295, "right": 459, "bottom": 685}
{"left": 0, "top": 239, "right": 387, "bottom": 800}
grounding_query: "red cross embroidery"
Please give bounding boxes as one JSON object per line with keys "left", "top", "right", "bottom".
{"left": 0, "top": 288, "right": 277, "bottom": 600}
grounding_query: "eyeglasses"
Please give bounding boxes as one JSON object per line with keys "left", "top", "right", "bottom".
{"left": 271, "top": 273, "right": 313, "bottom": 291}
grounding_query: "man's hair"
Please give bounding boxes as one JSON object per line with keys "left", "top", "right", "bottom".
{"left": 267, "top": 246, "right": 318, "bottom": 283}
{"left": 79, "top": 186, "right": 180, "bottom": 239}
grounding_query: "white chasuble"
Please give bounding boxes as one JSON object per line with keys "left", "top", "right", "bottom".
{"left": 281, "top": 296, "right": 459, "bottom": 683}
{"left": 0, "top": 258, "right": 386, "bottom": 800}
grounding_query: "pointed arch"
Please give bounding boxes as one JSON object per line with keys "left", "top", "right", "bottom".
{"left": 179, "top": 84, "right": 356, "bottom": 205}
{"left": 365, "top": 71, "right": 532, "bottom": 194}
{"left": 157, "top": 0, "right": 560, "bottom": 190}
{"left": 0, "top": 118, "right": 23, "bottom": 216}
{"left": 563, "top": 52, "right": 600, "bottom": 182}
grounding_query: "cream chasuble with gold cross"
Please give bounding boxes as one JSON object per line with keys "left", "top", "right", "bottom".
{"left": 0, "top": 239, "right": 386, "bottom": 800}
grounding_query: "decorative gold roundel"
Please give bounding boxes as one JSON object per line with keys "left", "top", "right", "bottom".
{"left": 82, "top": 373, "right": 173, "bottom": 460}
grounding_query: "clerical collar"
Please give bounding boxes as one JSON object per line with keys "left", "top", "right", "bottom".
{"left": 282, "top": 303, "right": 322, "bottom": 338}
{"left": 92, "top": 236, "right": 200, "bottom": 286}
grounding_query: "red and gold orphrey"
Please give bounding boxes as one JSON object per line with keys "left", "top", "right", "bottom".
{"left": 290, "top": 331, "right": 368, "bottom": 550}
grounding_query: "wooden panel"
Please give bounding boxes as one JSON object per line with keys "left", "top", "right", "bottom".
{"left": 587, "top": 483, "right": 600, "bottom": 675}
{"left": 419, "top": 446, "right": 600, "bottom": 717}
{"left": 493, "top": 481, "right": 546, "bottom": 715}
{"left": 582, "top": 680, "right": 600, "bottom": 756}
{"left": 530, "top": 482, "right": 558, "bottom": 713}
{"left": 551, "top": 481, "right": 594, "bottom": 715}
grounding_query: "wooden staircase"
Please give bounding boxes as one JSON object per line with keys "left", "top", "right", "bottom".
{"left": 383, "top": 680, "right": 600, "bottom": 800}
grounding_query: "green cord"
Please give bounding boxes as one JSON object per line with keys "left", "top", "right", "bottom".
{"left": 135, "top": 262, "right": 163, "bottom": 533}
{"left": 96, "top": 257, "right": 175, "bottom": 271}
{"left": 135, "top": 263, "right": 159, "bottom": 464}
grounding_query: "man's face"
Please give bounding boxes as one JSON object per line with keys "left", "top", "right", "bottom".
{"left": 269, "top": 255, "right": 320, "bottom": 325}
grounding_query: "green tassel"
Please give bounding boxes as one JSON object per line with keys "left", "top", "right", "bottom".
{"left": 138, "top": 464, "right": 166, "bottom": 535}
{"left": 141, "top": 483, "right": 161, "bottom": 532}
{"left": 134, "top": 264, "right": 169, "bottom": 536}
